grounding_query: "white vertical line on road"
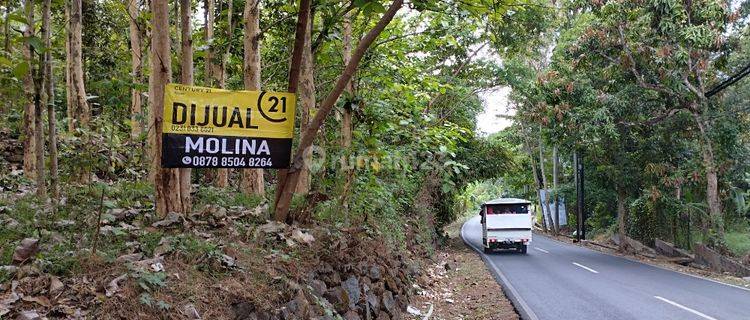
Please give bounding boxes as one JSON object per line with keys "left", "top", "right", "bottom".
{"left": 654, "top": 296, "right": 718, "bottom": 320}
{"left": 572, "top": 262, "right": 599, "bottom": 273}
{"left": 533, "top": 247, "right": 549, "bottom": 254}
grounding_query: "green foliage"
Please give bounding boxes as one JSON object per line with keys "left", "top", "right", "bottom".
{"left": 193, "top": 186, "right": 264, "bottom": 210}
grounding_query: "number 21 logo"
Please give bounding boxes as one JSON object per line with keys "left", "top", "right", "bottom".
{"left": 257, "top": 91, "right": 288, "bottom": 123}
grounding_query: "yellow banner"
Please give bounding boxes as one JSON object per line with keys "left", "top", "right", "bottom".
{"left": 163, "top": 84, "right": 296, "bottom": 139}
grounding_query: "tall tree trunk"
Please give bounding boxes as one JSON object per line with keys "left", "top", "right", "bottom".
{"left": 3, "top": 0, "right": 10, "bottom": 52}
{"left": 522, "top": 128, "right": 547, "bottom": 232}
{"left": 204, "top": 0, "right": 214, "bottom": 85}
{"left": 69, "top": 0, "right": 89, "bottom": 130}
{"left": 341, "top": 10, "right": 354, "bottom": 148}
{"left": 338, "top": 9, "right": 355, "bottom": 220}
{"left": 295, "top": 12, "right": 315, "bottom": 195}
{"left": 150, "top": 0, "right": 185, "bottom": 216}
{"left": 128, "top": 0, "right": 143, "bottom": 140}
{"left": 213, "top": 0, "right": 230, "bottom": 188}
{"left": 273, "top": 0, "right": 404, "bottom": 222}
{"left": 539, "top": 134, "right": 553, "bottom": 233}
{"left": 22, "top": 0, "right": 37, "bottom": 181}
{"left": 241, "top": 0, "right": 265, "bottom": 195}
{"left": 43, "top": 0, "right": 58, "bottom": 200}
{"left": 616, "top": 187, "right": 628, "bottom": 251}
{"left": 553, "top": 145, "right": 560, "bottom": 234}
{"left": 178, "top": 0, "right": 193, "bottom": 212}
{"left": 33, "top": 0, "right": 46, "bottom": 199}
{"left": 692, "top": 111, "right": 724, "bottom": 239}
{"left": 65, "top": 3, "right": 74, "bottom": 131}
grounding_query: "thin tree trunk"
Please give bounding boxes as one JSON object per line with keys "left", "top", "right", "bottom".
{"left": 22, "top": 0, "right": 37, "bottom": 181}
{"left": 341, "top": 10, "right": 354, "bottom": 148}
{"left": 553, "top": 145, "right": 560, "bottom": 234}
{"left": 616, "top": 187, "right": 628, "bottom": 251}
{"left": 692, "top": 111, "right": 724, "bottom": 238}
{"left": 539, "top": 134, "right": 553, "bottom": 233}
{"left": 295, "top": 12, "right": 315, "bottom": 195}
{"left": 65, "top": 3, "right": 74, "bottom": 131}
{"left": 204, "top": 0, "right": 214, "bottom": 85}
{"left": 241, "top": 0, "right": 265, "bottom": 195}
{"left": 215, "top": 0, "right": 232, "bottom": 188}
{"left": 33, "top": 0, "right": 47, "bottom": 199}
{"left": 522, "top": 128, "right": 546, "bottom": 232}
{"left": 338, "top": 9, "right": 355, "bottom": 221}
{"left": 151, "top": 0, "right": 184, "bottom": 216}
{"left": 272, "top": 0, "right": 311, "bottom": 208}
{"left": 3, "top": 0, "right": 10, "bottom": 52}
{"left": 70, "top": 0, "right": 89, "bottom": 129}
{"left": 43, "top": 0, "right": 58, "bottom": 200}
{"left": 273, "top": 0, "right": 404, "bottom": 222}
{"left": 127, "top": 0, "right": 143, "bottom": 140}
{"left": 178, "top": 0, "right": 193, "bottom": 211}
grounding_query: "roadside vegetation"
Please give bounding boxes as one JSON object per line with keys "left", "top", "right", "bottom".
{"left": 0, "top": 0, "right": 520, "bottom": 318}
{"left": 493, "top": 0, "right": 750, "bottom": 266}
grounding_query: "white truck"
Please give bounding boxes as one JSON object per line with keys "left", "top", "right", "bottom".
{"left": 480, "top": 198, "right": 533, "bottom": 254}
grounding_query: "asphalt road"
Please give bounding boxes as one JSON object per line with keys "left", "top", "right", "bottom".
{"left": 461, "top": 216, "right": 750, "bottom": 320}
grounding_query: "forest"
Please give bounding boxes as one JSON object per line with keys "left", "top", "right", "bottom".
{"left": 0, "top": 0, "right": 748, "bottom": 318}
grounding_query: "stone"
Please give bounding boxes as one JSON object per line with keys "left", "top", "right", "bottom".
{"left": 17, "top": 310, "right": 42, "bottom": 320}
{"left": 283, "top": 292, "right": 309, "bottom": 319}
{"left": 324, "top": 286, "right": 350, "bottom": 314}
{"left": 310, "top": 279, "right": 327, "bottom": 296}
{"left": 182, "top": 304, "right": 201, "bottom": 319}
{"left": 381, "top": 291, "right": 396, "bottom": 316}
{"left": 369, "top": 266, "right": 382, "bottom": 280}
{"left": 343, "top": 310, "right": 361, "bottom": 320}
{"left": 116, "top": 253, "right": 144, "bottom": 263}
{"left": 48, "top": 276, "right": 64, "bottom": 294}
{"left": 258, "top": 221, "right": 287, "bottom": 234}
{"left": 12, "top": 238, "right": 39, "bottom": 263}
{"left": 291, "top": 229, "right": 315, "bottom": 245}
{"left": 342, "top": 276, "right": 360, "bottom": 309}
{"left": 366, "top": 291, "right": 380, "bottom": 312}
{"left": 105, "top": 274, "right": 127, "bottom": 297}
{"left": 151, "top": 212, "right": 184, "bottom": 228}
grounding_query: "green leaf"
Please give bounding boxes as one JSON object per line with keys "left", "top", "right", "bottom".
{"left": 23, "top": 36, "right": 45, "bottom": 53}
{"left": 12, "top": 61, "right": 29, "bottom": 79}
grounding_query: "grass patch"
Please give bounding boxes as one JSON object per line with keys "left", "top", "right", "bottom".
{"left": 193, "top": 186, "right": 264, "bottom": 210}
{"left": 725, "top": 231, "right": 750, "bottom": 257}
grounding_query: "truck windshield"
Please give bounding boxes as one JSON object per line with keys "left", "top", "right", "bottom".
{"left": 487, "top": 204, "right": 528, "bottom": 214}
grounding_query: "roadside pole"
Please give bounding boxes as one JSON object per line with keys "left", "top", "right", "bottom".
{"left": 575, "top": 150, "right": 586, "bottom": 240}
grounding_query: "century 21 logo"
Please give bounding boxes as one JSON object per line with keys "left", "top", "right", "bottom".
{"left": 258, "top": 91, "right": 288, "bottom": 123}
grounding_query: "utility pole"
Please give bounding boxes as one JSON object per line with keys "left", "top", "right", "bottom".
{"left": 575, "top": 150, "right": 586, "bottom": 240}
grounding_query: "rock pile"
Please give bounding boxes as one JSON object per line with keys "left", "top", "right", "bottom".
{"left": 235, "top": 229, "right": 420, "bottom": 320}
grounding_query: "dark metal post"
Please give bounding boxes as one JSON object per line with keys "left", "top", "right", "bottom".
{"left": 573, "top": 151, "right": 581, "bottom": 241}
{"left": 576, "top": 150, "right": 586, "bottom": 240}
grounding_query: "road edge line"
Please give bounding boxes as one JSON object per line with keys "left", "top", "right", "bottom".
{"left": 461, "top": 220, "right": 540, "bottom": 320}
{"left": 536, "top": 233, "right": 750, "bottom": 293}
{"left": 654, "top": 296, "right": 718, "bottom": 320}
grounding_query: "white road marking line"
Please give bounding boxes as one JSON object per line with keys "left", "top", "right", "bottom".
{"left": 654, "top": 296, "right": 718, "bottom": 320}
{"left": 534, "top": 247, "right": 549, "bottom": 253}
{"left": 572, "top": 262, "right": 599, "bottom": 273}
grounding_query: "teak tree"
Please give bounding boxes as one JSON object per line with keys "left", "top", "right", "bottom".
{"left": 273, "top": 0, "right": 405, "bottom": 222}
{"left": 241, "top": 0, "right": 265, "bottom": 195}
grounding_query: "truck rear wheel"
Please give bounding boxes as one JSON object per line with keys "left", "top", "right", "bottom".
{"left": 484, "top": 247, "right": 492, "bottom": 254}
{"left": 519, "top": 244, "right": 527, "bottom": 254}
